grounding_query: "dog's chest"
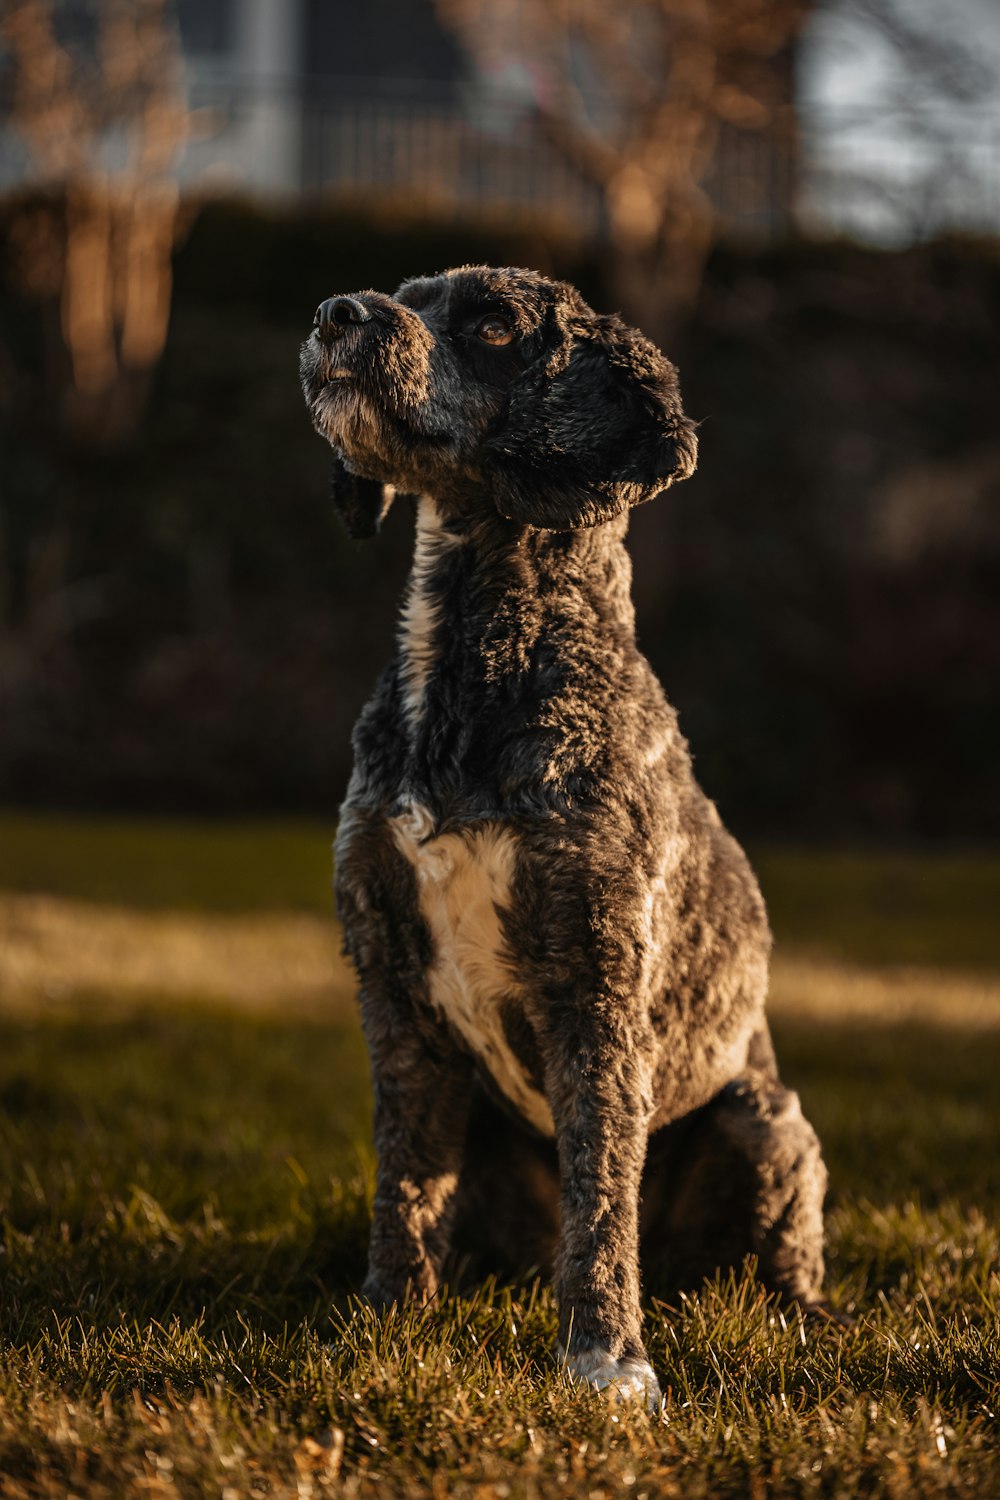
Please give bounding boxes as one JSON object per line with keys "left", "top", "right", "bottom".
{"left": 389, "top": 803, "right": 554, "bottom": 1136}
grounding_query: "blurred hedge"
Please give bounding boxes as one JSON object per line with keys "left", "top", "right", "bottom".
{"left": 2, "top": 198, "right": 998, "bottom": 838}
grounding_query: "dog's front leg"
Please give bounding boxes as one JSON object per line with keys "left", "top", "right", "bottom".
{"left": 362, "top": 1017, "right": 470, "bottom": 1308}
{"left": 338, "top": 808, "right": 470, "bottom": 1307}
{"left": 545, "top": 1021, "right": 661, "bottom": 1411}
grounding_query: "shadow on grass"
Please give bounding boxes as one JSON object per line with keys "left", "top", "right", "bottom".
{"left": 0, "top": 1001, "right": 373, "bottom": 1340}
{"left": 0, "top": 999, "right": 997, "bottom": 1346}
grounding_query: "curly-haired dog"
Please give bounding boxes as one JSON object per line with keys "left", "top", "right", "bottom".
{"left": 300, "top": 266, "right": 827, "bottom": 1410}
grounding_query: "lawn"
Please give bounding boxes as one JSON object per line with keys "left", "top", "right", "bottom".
{"left": 0, "top": 815, "right": 997, "bottom": 1497}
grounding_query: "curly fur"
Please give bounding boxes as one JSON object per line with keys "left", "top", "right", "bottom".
{"left": 300, "top": 267, "right": 827, "bottom": 1409}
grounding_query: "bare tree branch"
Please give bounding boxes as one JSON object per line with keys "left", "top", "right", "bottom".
{"left": 436, "top": 0, "right": 810, "bottom": 337}
{"left": 3, "top": 0, "right": 190, "bottom": 442}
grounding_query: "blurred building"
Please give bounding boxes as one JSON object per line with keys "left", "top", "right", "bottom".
{"left": 159, "top": 0, "right": 1000, "bottom": 243}
{"left": 1, "top": 0, "right": 997, "bottom": 243}
{"left": 172, "top": 0, "right": 605, "bottom": 232}
{"left": 174, "top": 0, "right": 814, "bottom": 239}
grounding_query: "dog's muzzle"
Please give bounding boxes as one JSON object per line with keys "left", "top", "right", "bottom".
{"left": 308, "top": 295, "right": 375, "bottom": 388}
{"left": 303, "top": 290, "right": 434, "bottom": 424}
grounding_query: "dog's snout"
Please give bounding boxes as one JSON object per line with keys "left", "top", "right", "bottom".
{"left": 314, "top": 296, "right": 370, "bottom": 336}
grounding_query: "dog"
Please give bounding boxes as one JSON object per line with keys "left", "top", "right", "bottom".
{"left": 300, "top": 266, "right": 828, "bottom": 1410}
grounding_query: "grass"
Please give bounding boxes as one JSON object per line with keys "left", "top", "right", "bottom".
{"left": 0, "top": 816, "right": 998, "bottom": 1496}
{"left": 0, "top": 813, "right": 335, "bottom": 914}
{"left": 753, "top": 849, "right": 1000, "bottom": 973}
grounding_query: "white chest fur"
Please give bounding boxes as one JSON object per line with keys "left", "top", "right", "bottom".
{"left": 389, "top": 803, "right": 554, "bottom": 1136}
{"left": 397, "top": 499, "right": 461, "bottom": 726}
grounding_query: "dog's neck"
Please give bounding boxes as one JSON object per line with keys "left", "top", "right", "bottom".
{"left": 397, "top": 493, "right": 637, "bottom": 728}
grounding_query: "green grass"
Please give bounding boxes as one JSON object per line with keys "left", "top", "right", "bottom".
{"left": 0, "top": 815, "right": 998, "bottom": 1495}
{"left": 0, "top": 812, "right": 336, "bottom": 914}
{"left": 754, "top": 848, "right": 1000, "bottom": 972}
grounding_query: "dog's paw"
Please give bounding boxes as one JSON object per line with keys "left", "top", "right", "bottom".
{"left": 561, "top": 1346, "right": 663, "bottom": 1413}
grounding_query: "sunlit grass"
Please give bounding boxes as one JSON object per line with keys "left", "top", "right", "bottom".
{"left": 0, "top": 892, "right": 353, "bottom": 1014}
{"left": 0, "top": 814, "right": 997, "bottom": 1495}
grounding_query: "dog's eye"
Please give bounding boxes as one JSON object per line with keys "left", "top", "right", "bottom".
{"left": 476, "top": 316, "right": 515, "bottom": 347}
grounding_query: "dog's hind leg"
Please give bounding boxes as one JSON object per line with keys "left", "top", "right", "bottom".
{"left": 641, "top": 1055, "right": 827, "bottom": 1307}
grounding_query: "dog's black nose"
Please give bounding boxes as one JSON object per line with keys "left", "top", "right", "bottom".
{"left": 314, "top": 296, "right": 370, "bottom": 334}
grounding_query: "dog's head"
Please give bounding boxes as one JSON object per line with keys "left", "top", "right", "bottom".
{"left": 300, "top": 265, "right": 697, "bottom": 538}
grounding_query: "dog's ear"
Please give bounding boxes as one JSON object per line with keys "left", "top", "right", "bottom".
{"left": 330, "top": 452, "right": 396, "bottom": 539}
{"left": 484, "top": 313, "right": 698, "bottom": 531}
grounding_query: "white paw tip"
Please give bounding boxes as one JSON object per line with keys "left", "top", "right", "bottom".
{"left": 562, "top": 1347, "right": 663, "bottom": 1413}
